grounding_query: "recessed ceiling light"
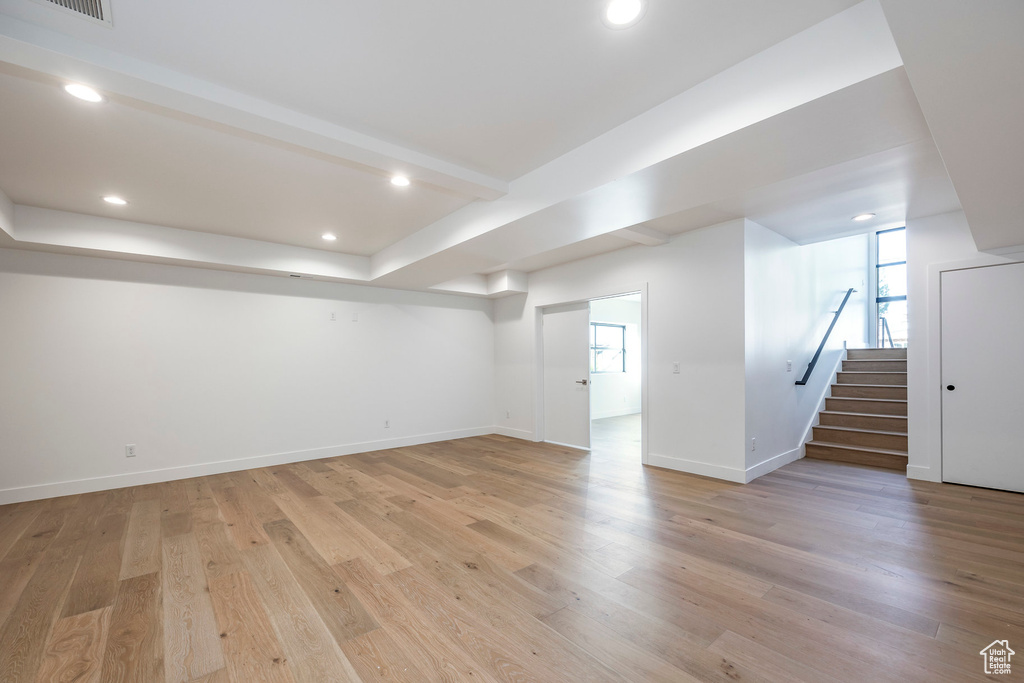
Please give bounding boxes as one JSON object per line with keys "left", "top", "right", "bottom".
{"left": 64, "top": 83, "right": 103, "bottom": 103}
{"left": 103, "top": 196, "right": 128, "bottom": 205}
{"left": 852, "top": 213, "right": 876, "bottom": 222}
{"left": 322, "top": 233, "right": 337, "bottom": 241}
{"left": 390, "top": 175, "right": 411, "bottom": 187}
{"left": 604, "top": 0, "right": 646, "bottom": 28}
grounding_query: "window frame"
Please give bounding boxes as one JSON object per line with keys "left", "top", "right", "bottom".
{"left": 875, "top": 226, "right": 907, "bottom": 347}
{"left": 590, "top": 322, "right": 626, "bottom": 374}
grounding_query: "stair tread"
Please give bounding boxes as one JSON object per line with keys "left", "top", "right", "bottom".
{"left": 814, "top": 425, "right": 907, "bottom": 437}
{"left": 838, "top": 371, "right": 907, "bottom": 375}
{"left": 832, "top": 383, "right": 906, "bottom": 388}
{"left": 820, "top": 410, "right": 907, "bottom": 419}
{"left": 806, "top": 441, "right": 908, "bottom": 456}
{"left": 828, "top": 396, "right": 907, "bottom": 403}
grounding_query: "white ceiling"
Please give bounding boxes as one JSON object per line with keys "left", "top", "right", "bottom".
{"left": 0, "top": 61, "right": 474, "bottom": 255}
{"left": 879, "top": 0, "right": 1024, "bottom": 252}
{"left": 0, "top": 0, "right": 1019, "bottom": 295}
{"left": 0, "top": 0, "right": 860, "bottom": 179}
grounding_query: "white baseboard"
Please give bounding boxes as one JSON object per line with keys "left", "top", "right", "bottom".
{"left": 744, "top": 447, "right": 803, "bottom": 483}
{"left": 543, "top": 440, "right": 591, "bottom": 452}
{"left": 0, "top": 426, "right": 495, "bottom": 505}
{"left": 648, "top": 447, "right": 803, "bottom": 485}
{"left": 491, "top": 426, "right": 536, "bottom": 440}
{"left": 800, "top": 349, "right": 846, "bottom": 447}
{"left": 906, "top": 465, "right": 938, "bottom": 482}
{"left": 647, "top": 452, "right": 746, "bottom": 483}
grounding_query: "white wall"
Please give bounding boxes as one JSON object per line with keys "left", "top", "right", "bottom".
{"left": 589, "top": 296, "right": 641, "bottom": 420}
{"left": 495, "top": 220, "right": 748, "bottom": 480}
{"left": 905, "top": 210, "right": 1022, "bottom": 481}
{"left": 743, "top": 222, "right": 869, "bottom": 475}
{"left": 0, "top": 248, "right": 495, "bottom": 503}
{"left": 494, "top": 218, "right": 870, "bottom": 483}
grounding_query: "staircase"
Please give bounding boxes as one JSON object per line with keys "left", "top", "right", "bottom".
{"left": 805, "top": 348, "right": 907, "bottom": 470}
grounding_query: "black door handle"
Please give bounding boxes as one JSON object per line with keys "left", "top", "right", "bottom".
{"left": 946, "top": 385, "right": 955, "bottom": 391}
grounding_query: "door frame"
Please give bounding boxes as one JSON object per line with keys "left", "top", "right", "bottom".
{"left": 534, "top": 283, "right": 649, "bottom": 465}
{"left": 939, "top": 260, "right": 1024, "bottom": 487}
{"left": 915, "top": 254, "right": 1022, "bottom": 482}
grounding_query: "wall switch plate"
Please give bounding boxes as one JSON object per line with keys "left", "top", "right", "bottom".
{"left": 751, "top": 438, "right": 757, "bottom": 452}
{"left": 126, "top": 444, "right": 137, "bottom": 458}
{"left": 352, "top": 312, "right": 359, "bottom": 322}
{"left": 505, "top": 410, "right": 510, "bottom": 419}
{"left": 786, "top": 360, "right": 792, "bottom": 372}
{"left": 672, "top": 362, "right": 681, "bottom": 374}
{"left": 384, "top": 419, "right": 390, "bottom": 429}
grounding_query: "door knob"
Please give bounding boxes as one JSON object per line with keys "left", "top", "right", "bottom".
{"left": 575, "top": 379, "right": 589, "bottom": 385}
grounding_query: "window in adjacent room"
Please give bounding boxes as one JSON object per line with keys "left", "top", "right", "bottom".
{"left": 590, "top": 322, "right": 626, "bottom": 373}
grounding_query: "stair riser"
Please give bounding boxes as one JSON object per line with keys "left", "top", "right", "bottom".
{"left": 837, "top": 372, "right": 907, "bottom": 386}
{"left": 805, "top": 444, "right": 907, "bottom": 470}
{"left": 825, "top": 398, "right": 907, "bottom": 416}
{"left": 831, "top": 385, "right": 907, "bottom": 400}
{"left": 818, "top": 413, "right": 907, "bottom": 433}
{"left": 842, "top": 360, "right": 907, "bottom": 372}
{"left": 812, "top": 427, "right": 907, "bottom": 451}
{"left": 847, "top": 349, "right": 907, "bottom": 360}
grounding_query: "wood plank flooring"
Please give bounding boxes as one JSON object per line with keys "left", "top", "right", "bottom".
{"left": 1, "top": 433, "right": 1023, "bottom": 681}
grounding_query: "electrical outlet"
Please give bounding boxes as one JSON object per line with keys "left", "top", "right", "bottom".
{"left": 352, "top": 312, "right": 359, "bottom": 322}
{"left": 385, "top": 419, "right": 390, "bottom": 429}
{"left": 125, "top": 444, "right": 137, "bottom": 458}
{"left": 672, "top": 361, "right": 681, "bottom": 374}
{"left": 505, "top": 410, "right": 510, "bottom": 419}
{"left": 751, "top": 438, "right": 757, "bottom": 452}
{"left": 786, "top": 360, "right": 792, "bottom": 372}
{"left": 329, "top": 311, "right": 336, "bottom": 321}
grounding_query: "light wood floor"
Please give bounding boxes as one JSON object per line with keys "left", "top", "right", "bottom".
{"left": 591, "top": 414, "right": 641, "bottom": 461}
{"left": 1, "top": 436, "right": 1023, "bottom": 682}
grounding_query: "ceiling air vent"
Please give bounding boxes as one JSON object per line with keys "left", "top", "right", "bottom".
{"left": 32, "top": 0, "right": 113, "bottom": 27}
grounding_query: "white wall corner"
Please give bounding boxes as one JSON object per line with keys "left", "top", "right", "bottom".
{"left": 491, "top": 426, "right": 535, "bottom": 440}
{"left": 0, "top": 187, "right": 13, "bottom": 239}
{"left": 647, "top": 452, "right": 747, "bottom": 484}
{"left": 744, "top": 447, "right": 804, "bottom": 483}
{"left": 487, "top": 270, "right": 529, "bottom": 297}
{"left": 905, "top": 465, "right": 937, "bottom": 482}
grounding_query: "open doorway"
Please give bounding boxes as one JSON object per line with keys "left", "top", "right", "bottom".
{"left": 589, "top": 293, "right": 642, "bottom": 461}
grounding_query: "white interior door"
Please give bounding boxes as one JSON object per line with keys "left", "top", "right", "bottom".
{"left": 941, "top": 262, "right": 1024, "bottom": 493}
{"left": 542, "top": 302, "right": 591, "bottom": 450}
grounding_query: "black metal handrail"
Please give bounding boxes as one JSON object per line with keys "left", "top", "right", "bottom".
{"left": 796, "top": 288, "right": 856, "bottom": 386}
{"left": 879, "top": 317, "right": 894, "bottom": 348}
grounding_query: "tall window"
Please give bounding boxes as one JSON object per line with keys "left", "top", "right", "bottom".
{"left": 876, "top": 227, "right": 907, "bottom": 347}
{"left": 590, "top": 322, "right": 626, "bottom": 373}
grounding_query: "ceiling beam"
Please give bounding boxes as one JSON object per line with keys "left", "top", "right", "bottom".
{"left": 614, "top": 225, "right": 670, "bottom": 246}
{"left": 0, "top": 15, "right": 508, "bottom": 201}
{"left": 880, "top": 0, "right": 1024, "bottom": 252}
{"left": 12, "top": 206, "right": 371, "bottom": 281}
{"left": 369, "top": 0, "right": 903, "bottom": 282}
